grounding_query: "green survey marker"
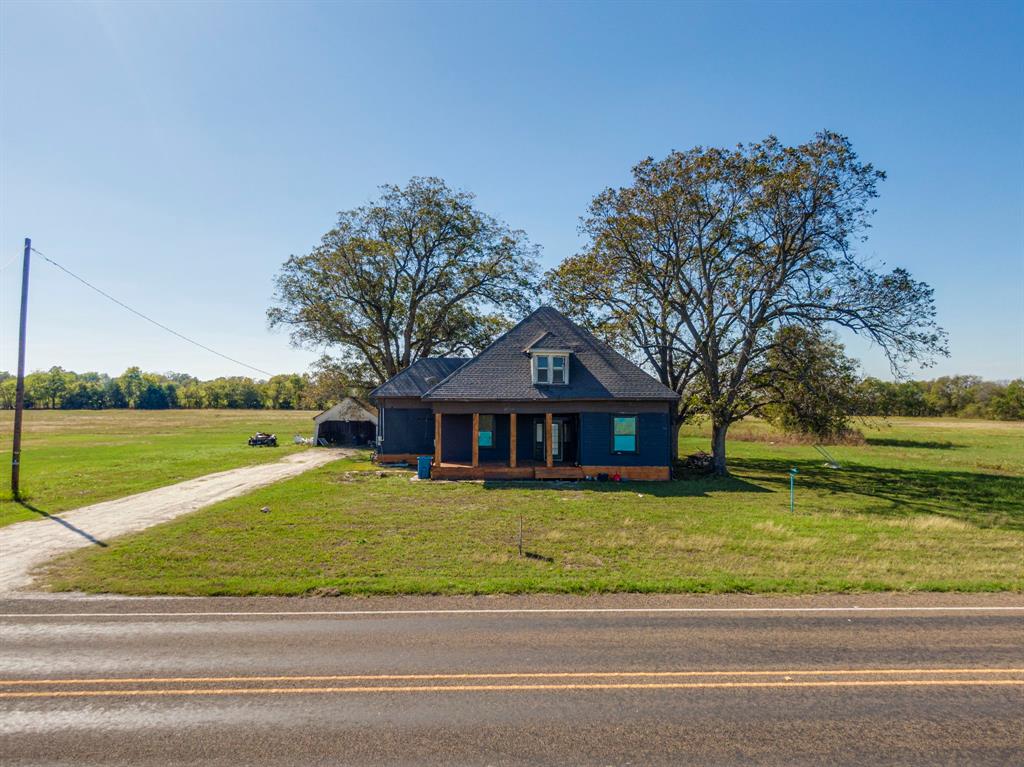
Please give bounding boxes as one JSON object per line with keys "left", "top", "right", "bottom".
{"left": 789, "top": 468, "right": 799, "bottom": 513}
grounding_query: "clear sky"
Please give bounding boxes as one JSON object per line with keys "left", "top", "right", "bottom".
{"left": 1, "top": 0, "right": 1022, "bottom": 381}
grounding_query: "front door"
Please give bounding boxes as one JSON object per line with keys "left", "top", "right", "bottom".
{"left": 533, "top": 417, "right": 571, "bottom": 463}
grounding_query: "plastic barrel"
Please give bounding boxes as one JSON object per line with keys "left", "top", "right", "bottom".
{"left": 417, "top": 455, "right": 432, "bottom": 480}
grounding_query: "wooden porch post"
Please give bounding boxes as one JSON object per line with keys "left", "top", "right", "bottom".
{"left": 472, "top": 413, "right": 480, "bottom": 468}
{"left": 545, "top": 412, "right": 553, "bottom": 468}
{"left": 434, "top": 413, "right": 442, "bottom": 465}
{"left": 509, "top": 413, "right": 517, "bottom": 468}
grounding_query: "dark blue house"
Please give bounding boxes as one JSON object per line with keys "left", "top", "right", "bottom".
{"left": 369, "top": 307, "right": 679, "bottom": 480}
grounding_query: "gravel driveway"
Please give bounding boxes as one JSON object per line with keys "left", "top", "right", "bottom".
{"left": 0, "top": 449, "right": 349, "bottom": 593}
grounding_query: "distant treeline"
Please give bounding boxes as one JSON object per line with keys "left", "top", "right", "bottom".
{"left": 850, "top": 376, "right": 1023, "bottom": 420}
{"left": 0, "top": 367, "right": 1021, "bottom": 420}
{"left": 0, "top": 366, "right": 341, "bottom": 411}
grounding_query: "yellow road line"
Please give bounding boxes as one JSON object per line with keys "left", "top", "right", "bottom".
{"left": 3, "top": 668, "right": 1021, "bottom": 686}
{"left": 1, "top": 679, "right": 1021, "bottom": 699}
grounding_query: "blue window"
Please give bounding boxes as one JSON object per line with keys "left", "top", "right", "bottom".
{"left": 612, "top": 415, "right": 637, "bottom": 453}
{"left": 478, "top": 414, "right": 495, "bottom": 447}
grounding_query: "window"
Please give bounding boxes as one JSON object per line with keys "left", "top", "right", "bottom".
{"left": 535, "top": 355, "right": 548, "bottom": 384}
{"left": 478, "top": 414, "right": 495, "bottom": 448}
{"left": 532, "top": 352, "right": 569, "bottom": 385}
{"left": 552, "top": 355, "right": 565, "bottom": 384}
{"left": 612, "top": 415, "right": 638, "bottom": 453}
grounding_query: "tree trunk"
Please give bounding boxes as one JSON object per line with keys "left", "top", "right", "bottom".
{"left": 711, "top": 421, "right": 728, "bottom": 476}
{"left": 671, "top": 415, "right": 685, "bottom": 462}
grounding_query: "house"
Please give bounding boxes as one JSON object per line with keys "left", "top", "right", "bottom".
{"left": 312, "top": 397, "right": 377, "bottom": 446}
{"left": 369, "top": 306, "right": 679, "bottom": 480}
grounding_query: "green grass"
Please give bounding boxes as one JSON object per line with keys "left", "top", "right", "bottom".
{"left": 0, "top": 409, "right": 319, "bottom": 527}
{"left": 40, "top": 416, "right": 1024, "bottom": 596}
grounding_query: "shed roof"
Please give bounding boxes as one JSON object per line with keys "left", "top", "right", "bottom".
{"left": 423, "top": 306, "right": 678, "bottom": 402}
{"left": 312, "top": 397, "right": 377, "bottom": 424}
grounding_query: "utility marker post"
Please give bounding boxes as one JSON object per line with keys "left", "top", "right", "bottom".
{"left": 789, "top": 467, "right": 798, "bottom": 513}
{"left": 11, "top": 238, "right": 31, "bottom": 500}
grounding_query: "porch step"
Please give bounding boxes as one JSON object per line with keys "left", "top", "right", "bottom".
{"left": 432, "top": 464, "right": 536, "bottom": 481}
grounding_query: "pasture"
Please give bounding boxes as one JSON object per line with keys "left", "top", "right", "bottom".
{"left": 35, "top": 413, "right": 1024, "bottom": 595}
{"left": 0, "top": 409, "right": 318, "bottom": 526}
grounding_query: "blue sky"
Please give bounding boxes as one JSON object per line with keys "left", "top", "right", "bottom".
{"left": 1, "top": 0, "right": 1021, "bottom": 381}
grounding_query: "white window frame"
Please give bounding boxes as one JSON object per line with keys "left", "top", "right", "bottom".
{"left": 531, "top": 350, "right": 570, "bottom": 385}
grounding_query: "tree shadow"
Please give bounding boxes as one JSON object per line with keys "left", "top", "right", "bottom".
{"left": 482, "top": 475, "right": 772, "bottom": 498}
{"left": 730, "top": 457, "right": 1024, "bottom": 531}
{"left": 866, "top": 438, "right": 961, "bottom": 450}
{"left": 17, "top": 502, "right": 108, "bottom": 547}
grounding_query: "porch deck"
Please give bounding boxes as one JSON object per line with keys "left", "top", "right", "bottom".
{"left": 431, "top": 460, "right": 584, "bottom": 481}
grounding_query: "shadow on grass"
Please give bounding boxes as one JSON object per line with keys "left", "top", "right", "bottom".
{"left": 866, "top": 438, "right": 960, "bottom": 450}
{"left": 17, "top": 501, "right": 108, "bottom": 547}
{"left": 523, "top": 551, "right": 554, "bottom": 563}
{"left": 482, "top": 475, "right": 771, "bottom": 498}
{"left": 730, "top": 457, "right": 1024, "bottom": 531}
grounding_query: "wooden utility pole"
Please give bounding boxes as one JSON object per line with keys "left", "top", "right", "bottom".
{"left": 11, "top": 238, "right": 31, "bottom": 499}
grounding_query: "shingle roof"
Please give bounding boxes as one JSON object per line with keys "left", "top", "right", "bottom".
{"left": 369, "top": 357, "right": 469, "bottom": 399}
{"left": 422, "top": 306, "right": 678, "bottom": 402}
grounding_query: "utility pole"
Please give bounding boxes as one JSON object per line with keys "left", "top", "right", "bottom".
{"left": 11, "top": 238, "right": 31, "bottom": 500}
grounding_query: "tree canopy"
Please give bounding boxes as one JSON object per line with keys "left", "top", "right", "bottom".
{"left": 268, "top": 177, "right": 540, "bottom": 385}
{"left": 549, "top": 132, "right": 947, "bottom": 473}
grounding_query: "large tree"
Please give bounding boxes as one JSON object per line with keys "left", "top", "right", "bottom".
{"left": 757, "top": 326, "right": 862, "bottom": 442}
{"left": 549, "top": 132, "right": 946, "bottom": 474}
{"left": 269, "top": 177, "right": 540, "bottom": 384}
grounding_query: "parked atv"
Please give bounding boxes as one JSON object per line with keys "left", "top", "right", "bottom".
{"left": 248, "top": 432, "right": 278, "bottom": 447}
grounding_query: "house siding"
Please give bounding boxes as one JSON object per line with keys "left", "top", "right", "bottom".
{"left": 578, "top": 410, "right": 670, "bottom": 467}
{"left": 441, "top": 414, "right": 472, "bottom": 462}
{"left": 380, "top": 406, "right": 434, "bottom": 456}
{"left": 477, "top": 413, "right": 511, "bottom": 463}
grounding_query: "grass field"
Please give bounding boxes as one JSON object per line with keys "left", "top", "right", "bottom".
{"left": 0, "top": 409, "right": 318, "bottom": 527}
{"left": 39, "top": 415, "right": 1024, "bottom": 596}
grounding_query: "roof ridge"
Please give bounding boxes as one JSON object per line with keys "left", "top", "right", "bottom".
{"left": 422, "top": 305, "right": 678, "bottom": 402}
{"left": 421, "top": 307, "right": 544, "bottom": 397}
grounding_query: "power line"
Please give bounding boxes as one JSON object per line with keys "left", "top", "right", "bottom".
{"left": 0, "top": 252, "right": 22, "bottom": 272}
{"left": 30, "top": 247, "right": 276, "bottom": 378}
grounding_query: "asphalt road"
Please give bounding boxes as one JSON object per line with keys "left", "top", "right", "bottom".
{"left": 1, "top": 594, "right": 1021, "bottom": 766}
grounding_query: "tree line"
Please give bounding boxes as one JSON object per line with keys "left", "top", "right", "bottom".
{"left": 852, "top": 376, "right": 1023, "bottom": 421}
{"left": 0, "top": 361, "right": 352, "bottom": 411}
{"left": 4, "top": 365, "right": 1018, "bottom": 421}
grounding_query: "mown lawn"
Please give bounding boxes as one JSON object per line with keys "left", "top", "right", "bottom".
{"left": 0, "top": 409, "right": 318, "bottom": 526}
{"left": 41, "top": 417, "right": 1023, "bottom": 595}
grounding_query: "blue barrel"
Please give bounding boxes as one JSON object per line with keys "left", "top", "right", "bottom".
{"left": 417, "top": 455, "right": 433, "bottom": 480}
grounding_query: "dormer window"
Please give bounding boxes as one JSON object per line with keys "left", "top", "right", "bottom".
{"left": 531, "top": 351, "right": 569, "bottom": 385}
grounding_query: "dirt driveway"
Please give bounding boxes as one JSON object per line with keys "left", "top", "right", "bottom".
{"left": 0, "top": 449, "right": 349, "bottom": 593}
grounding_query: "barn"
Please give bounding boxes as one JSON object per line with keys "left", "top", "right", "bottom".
{"left": 312, "top": 397, "right": 378, "bottom": 446}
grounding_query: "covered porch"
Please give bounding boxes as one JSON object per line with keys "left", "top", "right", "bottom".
{"left": 431, "top": 411, "right": 582, "bottom": 480}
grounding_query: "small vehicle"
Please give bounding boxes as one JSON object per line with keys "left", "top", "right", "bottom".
{"left": 248, "top": 432, "right": 278, "bottom": 447}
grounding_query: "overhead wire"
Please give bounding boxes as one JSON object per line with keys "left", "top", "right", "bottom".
{"left": 0, "top": 252, "right": 23, "bottom": 272}
{"left": 29, "top": 247, "right": 275, "bottom": 378}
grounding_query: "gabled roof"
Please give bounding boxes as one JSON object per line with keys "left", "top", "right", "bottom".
{"left": 369, "top": 357, "right": 469, "bottom": 399}
{"left": 422, "top": 306, "right": 678, "bottom": 402}
{"left": 523, "top": 331, "right": 561, "bottom": 351}
{"left": 312, "top": 397, "right": 376, "bottom": 423}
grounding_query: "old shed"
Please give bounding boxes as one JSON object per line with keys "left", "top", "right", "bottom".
{"left": 312, "top": 398, "right": 378, "bottom": 446}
